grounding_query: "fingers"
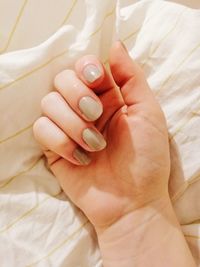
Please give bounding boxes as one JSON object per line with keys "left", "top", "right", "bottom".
{"left": 109, "top": 41, "right": 154, "bottom": 106}
{"left": 54, "top": 70, "right": 103, "bottom": 122}
{"left": 33, "top": 117, "right": 91, "bottom": 166}
{"left": 34, "top": 41, "right": 155, "bottom": 168}
{"left": 75, "top": 54, "right": 125, "bottom": 131}
{"left": 41, "top": 92, "right": 106, "bottom": 152}
{"left": 34, "top": 60, "right": 117, "bottom": 167}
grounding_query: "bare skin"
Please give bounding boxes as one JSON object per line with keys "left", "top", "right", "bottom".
{"left": 33, "top": 41, "right": 196, "bottom": 267}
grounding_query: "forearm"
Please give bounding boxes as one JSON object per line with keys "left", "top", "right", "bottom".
{"left": 96, "top": 196, "right": 196, "bottom": 267}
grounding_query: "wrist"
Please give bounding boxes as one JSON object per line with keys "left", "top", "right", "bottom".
{"left": 96, "top": 196, "right": 171, "bottom": 266}
{"left": 96, "top": 195, "right": 195, "bottom": 267}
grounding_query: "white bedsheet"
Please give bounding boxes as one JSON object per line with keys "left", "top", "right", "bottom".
{"left": 0, "top": 0, "right": 200, "bottom": 266}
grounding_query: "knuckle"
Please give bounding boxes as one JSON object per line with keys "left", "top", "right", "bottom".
{"left": 54, "top": 69, "right": 76, "bottom": 89}
{"left": 51, "top": 134, "right": 74, "bottom": 158}
{"left": 55, "top": 135, "right": 70, "bottom": 151}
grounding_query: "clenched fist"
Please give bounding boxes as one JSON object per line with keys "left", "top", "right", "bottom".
{"left": 33, "top": 41, "right": 170, "bottom": 231}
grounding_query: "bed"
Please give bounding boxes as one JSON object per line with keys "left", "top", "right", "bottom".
{"left": 0, "top": 0, "right": 199, "bottom": 266}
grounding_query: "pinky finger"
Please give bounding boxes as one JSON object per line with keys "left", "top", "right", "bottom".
{"left": 33, "top": 116, "right": 91, "bottom": 166}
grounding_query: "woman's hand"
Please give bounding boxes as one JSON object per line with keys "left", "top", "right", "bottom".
{"left": 33, "top": 42, "right": 196, "bottom": 267}
{"left": 33, "top": 41, "right": 170, "bottom": 230}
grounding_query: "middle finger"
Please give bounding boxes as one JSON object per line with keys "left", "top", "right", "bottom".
{"left": 54, "top": 70, "right": 103, "bottom": 122}
{"left": 41, "top": 91, "right": 107, "bottom": 152}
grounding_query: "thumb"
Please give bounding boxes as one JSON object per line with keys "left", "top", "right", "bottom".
{"left": 109, "top": 41, "right": 152, "bottom": 106}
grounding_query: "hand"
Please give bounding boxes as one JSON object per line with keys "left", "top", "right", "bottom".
{"left": 33, "top": 41, "right": 170, "bottom": 230}
{"left": 33, "top": 42, "right": 196, "bottom": 267}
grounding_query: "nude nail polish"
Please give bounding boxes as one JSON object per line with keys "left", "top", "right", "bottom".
{"left": 79, "top": 96, "right": 103, "bottom": 121}
{"left": 73, "top": 148, "right": 91, "bottom": 165}
{"left": 83, "top": 64, "right": 102, "bottom": 83}
{"left": 82, "top": 128, "right": 107, "bottom": 151}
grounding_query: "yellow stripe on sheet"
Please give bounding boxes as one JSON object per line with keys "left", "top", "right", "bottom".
{"left": 122, "top": 12, "right": 156, "bottom": 43}
{"left": 0, "top": 49, "right": 69, "bottom": 91}
{"left": 185, "top": 234, "right": 200, "bottom": 240}
{"left": 26, "top": 220, "right": 89, "bottom": 267}
{"left": 0, "top": 0, "right": 77, "bottom": 54}
{"left": 88, "top": 7, "right": 115, "bottom": 38}
{"left": 172, "top": 173, "right": 200, "bottom": 203}
{"left": 171, "top": 102, "right": 200, "bottom": 139}
{"left": 0, "top": 191, "right": 61, "bottom": 233}
{"left": 171, "top": 182, "right": 188, "bottom": 203}
{"left": 156, "top": 41, "right": 200, "bottom": 96}
{"left": 59, "top": 0, "right": 78, "bottom": 27}
{"left": 0, "top": 156, "right": 43, "bottom": 189}
{"left": 0, "top": 0, "right": 29, "bottom": 53}
{"left": 122, "top": 28, "right": 140, "bottom": 43}
{"left": 192, "top": 110, "right": 200, "bottom": 116}
{"left": 141, "top": 8, "right": 185, "bottom": 69}
{"left": 0, "top": 122, "right": 33, "bottom": 144}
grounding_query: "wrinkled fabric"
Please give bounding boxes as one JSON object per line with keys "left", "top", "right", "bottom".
{"left": 0, "top": 0, "right": 200, "bottom": 266}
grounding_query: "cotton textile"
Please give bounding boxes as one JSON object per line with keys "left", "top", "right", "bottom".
{"left": 0, "top": 0, "right": 200, "bottom": 266}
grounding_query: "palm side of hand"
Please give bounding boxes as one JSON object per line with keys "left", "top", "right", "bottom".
{"left": 50, "top": 99, "right": 170, "bottom": 229}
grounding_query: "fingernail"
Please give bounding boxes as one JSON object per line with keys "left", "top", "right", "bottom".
{"left": 83, "top": 64, "right": 102, "bottom": 83}
{"left": 82, "top": 128, "right": 107, "bottom": 151}
{"left": 73, "top": 147, "right": 91, "bottom": 165}
{"left": 79, "top": 96, "right": 103, "bottom": 121}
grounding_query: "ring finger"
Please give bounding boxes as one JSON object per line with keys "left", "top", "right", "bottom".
{"left": 33, "top": 116, "right": 91, "bottom": 165}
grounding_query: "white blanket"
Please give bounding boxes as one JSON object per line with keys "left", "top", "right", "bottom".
{"left": 0, "top": 0, "right": 200, "bottom": 266}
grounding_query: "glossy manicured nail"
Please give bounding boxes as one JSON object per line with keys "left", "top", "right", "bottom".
{"left": 79, "top": 96, "right": 103, "bottom": 121}
{"left": 82, "top": 128, "right": 107, "bottom": 151}
{"left": 73, "top": 148, "right": 91, "bottom": 165}
{"left": 83, "top": 64, "right": 102, "bottom": 83}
